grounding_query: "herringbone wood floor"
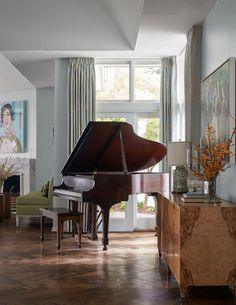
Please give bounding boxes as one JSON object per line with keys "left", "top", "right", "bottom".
{"left": 0, "top": 216, "right": 235, "bottom": 305}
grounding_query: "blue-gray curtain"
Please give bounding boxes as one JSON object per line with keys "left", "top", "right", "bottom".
{"left": 67, "top": 57, "right": 96, "bottom": 153}
{"left": 67, "top": 57, "right": 96, "bottom": 232}
{"left": 160, "top": 57, "right": 174, "bottom": 171}
{"left": 185, "top": 24, "right": 202, "bottom": 144}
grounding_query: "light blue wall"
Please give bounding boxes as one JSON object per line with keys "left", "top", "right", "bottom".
{"left": 36, "top": 87, "right": 54, "bottom": 188}
{"left": 202, "top": 0, "right": 236, "bottom": 202}
{"left": 202, "top": 0, "right": 236, "bottom": 78}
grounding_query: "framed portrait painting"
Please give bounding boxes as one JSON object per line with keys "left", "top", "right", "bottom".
{"left": 0, "top": 100, "right": 26, "bottom": 153}
{"left": 201, "top": 58, "right": 235, "bottom": 162}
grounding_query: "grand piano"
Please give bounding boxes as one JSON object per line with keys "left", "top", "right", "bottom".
{"left": 54, "top": 121, "right": 168, "bottom": 250}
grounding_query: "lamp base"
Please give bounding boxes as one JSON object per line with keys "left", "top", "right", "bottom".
{"left": 172, "top": 166, "right": 188, "bottom": 193}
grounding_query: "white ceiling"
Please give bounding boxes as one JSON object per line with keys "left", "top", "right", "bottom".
{"left": 0, "top": 0, "right": 217, "bottom": 87}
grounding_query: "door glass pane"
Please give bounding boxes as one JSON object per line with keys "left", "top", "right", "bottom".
{"left": 137, "top": 117, "right": 160, "bottom": 218}
{"left": 110, "top": 201, "right": 126, "bottom": 219}
{"left": 137, "top": 194, "right": 155, "bottom": 218}
{"left": 96, "top": 116, "right": 127, "bottom": 219}
{"left": 96, "top": 64, "right": 130, "bottom": 101}
{"left": 134, "top": 64, "right": 160, "bottom": 100}
{"left": 137, "top": 117, "right": 160, "bottom": 142}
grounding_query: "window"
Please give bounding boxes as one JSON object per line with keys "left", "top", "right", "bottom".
{"left": 95, "top": 60, "right": 161, "bottom": 231}
{"left": 134, "top": 64, "right": 160, "bottom": 100}
{"left": 171, "top": 50, "right": 186, "bottom": 141}
{"left": 96, "top": 64, "right": 129, "bottom": 101}
{"left": 96, "top": 61, "right": 161, "bottom": 103}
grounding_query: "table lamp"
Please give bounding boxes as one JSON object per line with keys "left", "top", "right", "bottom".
{"left": 167, "top": 142, "right": 190, "bottom": 193}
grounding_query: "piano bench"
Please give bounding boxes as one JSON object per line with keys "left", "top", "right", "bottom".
{"left": 40, "top": 208, "right": 83, "bottom": 251}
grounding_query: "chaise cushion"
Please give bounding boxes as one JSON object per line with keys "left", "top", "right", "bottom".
{"left": 16, "top": 191, "right": 49, "bottom": 205}
{"left": 16, "top": 177, "right": 53, "bottom": 220}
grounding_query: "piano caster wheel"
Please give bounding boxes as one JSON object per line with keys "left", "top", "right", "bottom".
{"left": 102, "top": 238, "right": 108, "bottom": 250}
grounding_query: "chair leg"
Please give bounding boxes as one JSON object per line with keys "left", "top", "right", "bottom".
{"left": 78, "top": 214, "right": 83, "bottom": 248}
{"left": 57, "top": 217, "right": 63, "bottom": 250}
{"left": 72, "top": 220, "right": 77, "bottom": 237}
{"left": 16, "top": 216, "right": 19, "bottom": 227}
{"left": 40, "top": 215, "right": 45, "bottom": 241}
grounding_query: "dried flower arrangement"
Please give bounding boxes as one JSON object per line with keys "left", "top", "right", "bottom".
{"left": 191, "top": 123, "right": 236, "bottom": 200}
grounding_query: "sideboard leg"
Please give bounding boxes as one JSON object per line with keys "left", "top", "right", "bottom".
{"left": 167, "top": 265, "right": 171, "bottom": 279}
{"left": 180, "top": 285, "right": 187, "bottom": 302}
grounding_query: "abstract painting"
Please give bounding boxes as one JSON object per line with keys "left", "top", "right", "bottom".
{"left": 201, "top": 58, "right": 235, "bottom": 162}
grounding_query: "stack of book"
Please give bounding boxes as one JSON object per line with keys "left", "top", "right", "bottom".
{"left": 181, "top": 192, "right": 207, "bottom": 203}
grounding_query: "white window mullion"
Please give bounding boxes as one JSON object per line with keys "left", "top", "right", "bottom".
{"left": 130, "top": 61, "right": 134, "bottom": 102}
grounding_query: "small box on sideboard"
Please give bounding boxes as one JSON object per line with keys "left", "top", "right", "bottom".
{"left": 181, "top": 192, "right": 221, "bottom": 203}
{"left": 181, "top": 192, "right": 206, "bottom": 202}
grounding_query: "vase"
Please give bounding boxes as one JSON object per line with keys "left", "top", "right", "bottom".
{"left": 207, "top": 176, "right": 219, "bottom": 204}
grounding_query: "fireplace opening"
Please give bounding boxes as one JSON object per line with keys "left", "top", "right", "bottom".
{"left": 3, "top": 175, "right": 20, "bottom": 211}
{"left": 3, "top": 175, "right": 20, "bottom": 196}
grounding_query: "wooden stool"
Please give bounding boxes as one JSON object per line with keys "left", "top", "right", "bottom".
{"left": 40, "top": 208, "right": 83, "bottom": 250}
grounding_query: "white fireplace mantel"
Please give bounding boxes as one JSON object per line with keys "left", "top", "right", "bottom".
{"left": 0, "top": 157, "right": 35, "bottom": 194}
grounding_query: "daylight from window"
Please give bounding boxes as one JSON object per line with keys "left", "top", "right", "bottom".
{"left": 96, "top": 64, "right": 129, "bottom": 100}
{"left": 96, "top": 60, "right": 161, "bottom": 229}
{"left": 134, "top": 64, "right": 160, "bottom": 100}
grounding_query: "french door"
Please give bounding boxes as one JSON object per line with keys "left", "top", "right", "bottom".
{"left": 96, "top": 113, "right": 160, "bottom": 231}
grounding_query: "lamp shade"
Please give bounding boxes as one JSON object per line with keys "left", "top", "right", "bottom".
{"left": 167, "top": 142, "right": 190, "bottom": 166}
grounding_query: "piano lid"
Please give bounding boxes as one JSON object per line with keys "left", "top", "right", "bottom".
{"left": 61, "top": 121, "right": 167, "bottom": 176}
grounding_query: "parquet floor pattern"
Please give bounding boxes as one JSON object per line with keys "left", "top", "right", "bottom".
{"left": 0, "top": 217, "right": 235, "bottom": 305}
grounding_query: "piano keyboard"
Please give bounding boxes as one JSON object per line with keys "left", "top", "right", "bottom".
{"left": 53, "top": 189, "right": 82, "bottom": 201}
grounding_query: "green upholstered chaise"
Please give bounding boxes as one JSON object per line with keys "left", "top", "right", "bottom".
{"left": 16, "top": 177, "right": 53, "bottom": 227}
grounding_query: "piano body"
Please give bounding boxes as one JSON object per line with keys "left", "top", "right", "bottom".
{"left": 54, "top": 121, "right": 168, "bottom": 250}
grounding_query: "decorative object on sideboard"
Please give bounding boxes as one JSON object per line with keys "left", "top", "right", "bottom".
{"left": 191, "top": 123, "right": 236, "bottom": 203}
{"left": 167, "top": 142, "right": 190, "bottom": 193}
{"left": 186, "top": 144, "right": 204, "bottom": 195}
{"left": 187, "top": 171, "right": 204, "bottom": 194}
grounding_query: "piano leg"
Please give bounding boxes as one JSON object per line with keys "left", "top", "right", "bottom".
{"left": 91, "top": 204, "right": 98, "bottom": 240}
{"left": 102, "top": 207, "right": 110, "bottom": 251}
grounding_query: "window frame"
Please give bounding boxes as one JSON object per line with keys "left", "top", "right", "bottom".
{"left": 95, "top": 59, "right": 162, "bottom": 231}
{"left": 95, "top": 59, "right": 161, "bottom": 104}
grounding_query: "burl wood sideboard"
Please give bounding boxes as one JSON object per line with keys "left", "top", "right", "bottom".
{"left": 157, "top": 192, "right": 236, "bottom": 298}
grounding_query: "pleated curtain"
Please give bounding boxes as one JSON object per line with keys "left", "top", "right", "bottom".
{"left": 184, "top": 24, "right": 202, "bottom": 144}
{"left": 160, "top": 57, "right": 174, "bottom": 171}
{"left": 67, "top": 57, "right": 96, "bottom": 153}
{"left": 67, "top": 57, "right": 96, "bottom": 232}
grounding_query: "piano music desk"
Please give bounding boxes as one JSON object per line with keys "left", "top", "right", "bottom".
{"left": 40, "top": 208, "right": 83, "bottom": 251}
